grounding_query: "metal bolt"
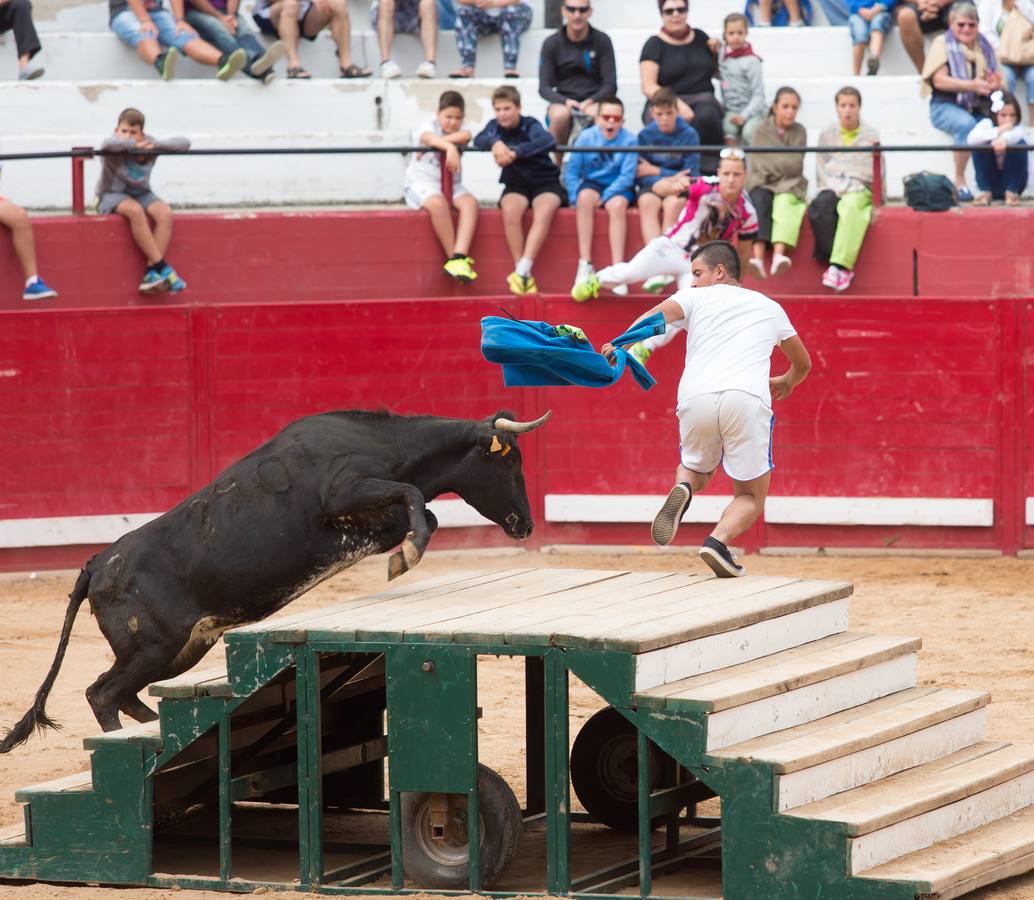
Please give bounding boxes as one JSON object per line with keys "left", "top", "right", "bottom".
{"left": 422, "top": 660, "right": 435, "bottom": 673}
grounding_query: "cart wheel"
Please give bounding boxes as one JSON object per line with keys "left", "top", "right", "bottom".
{"left": 401, "top": 763, "right": 522, "bottom": 889}
{"left": 571, "top": 706, "right": 666, "bottom": 831}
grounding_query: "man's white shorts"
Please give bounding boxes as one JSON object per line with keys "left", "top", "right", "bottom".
{"left": 404, "top": 178, "right": 471, "bottom": 210}
{"left": 677, "top": 390, "right": 775, "bottom": 482}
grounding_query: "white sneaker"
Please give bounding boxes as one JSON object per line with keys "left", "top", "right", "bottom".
{"left": 642, "top": 273, "right": 675, "bottom": 294}
{"left": 251, "top": 40, "right": 285, "bottom": 76}
{"left": 611, "top": 283, "right": 629, "bottom": 296}
{"left": 747, "top": 257, "right": 767, "bottom": 280}
{"left": 770, "top": 253, "right": 792, "bottom": 276}
{"left": 415, "top": 60, "right": 436, "bottom": 78}
{"left": 380, "top": 59, "right": 402, "bottom": 79}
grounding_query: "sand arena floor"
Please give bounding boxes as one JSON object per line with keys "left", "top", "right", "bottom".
{"left": 0, "top": 549, "right": 1032, "bottom": 899}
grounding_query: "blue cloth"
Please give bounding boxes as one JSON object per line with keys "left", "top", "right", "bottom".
{"left": 847, "top": 0, "right": 895, "bottom": 13}
{"left": 637, "top": 117, "right": 701, "bottom": 190}
{"left": 563, "top": 124, "right": 639, "bottom": 205}
{"left": 848, "top": 10, "right": 892, "bottom": 42}
{"left": 480, "top": 312, "right": 667, "bottom": 391}
{"left": 438, "top": 0, "right": 456, "bottom": 29}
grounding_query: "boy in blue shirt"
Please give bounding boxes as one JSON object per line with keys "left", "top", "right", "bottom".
{"left": 565, "top": 96, "right": 638, "bottom": 301}
{"left": 636, "top": 87, "right": 700, "bottom": 294}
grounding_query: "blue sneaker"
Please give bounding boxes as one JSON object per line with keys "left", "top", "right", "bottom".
{"left": 139, "top": 268, "right": 167, "bottom": 293}
{"left": 159, "top": 264, "right": 187, "bottom": 293}
{"left": 22, "top": 276, "right": 57, "bottom": 300}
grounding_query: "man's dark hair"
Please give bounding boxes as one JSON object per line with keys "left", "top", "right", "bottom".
{"left": 118, "top": 107, "right": 145, "bottom": 129}
{"left": 492, "top": 84, "right": 521, "bottom": 107}
{"left": 650, "top": 87, "right": 679, "bottom": 109}
{"left": 690, "top": 240, "right": 740, "bottom": 281}
{"left": 438, "top": 90, "right": 465, "bottom": 112}
{"left": 596, "top": 95, "right": 624, "bottom": 112}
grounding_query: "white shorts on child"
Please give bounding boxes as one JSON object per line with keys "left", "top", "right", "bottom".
{"left": 677, "top": 390, "right": 774, "bottom": 482}
{"left": 404, "top": 177, "right": 471, "bottom": 210}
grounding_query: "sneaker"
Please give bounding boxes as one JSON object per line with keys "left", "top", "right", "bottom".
{"left": 139, "top": 268, "right": 168, "bottom": 293}
{"left": 611, "top": 282, "right": 629, "bottom": 296}
{"left": 159, "top": 263, "right": 187, "bottom": 293}
{"left": 443, "top": 256, "right": 477, "bottom": 283}
{"left": 747, "top": 257, "right": 767, "bottom": 280}
{"left": 571, "top": 265, "right": 599, "bottom": 303}
{"left": 380, "top": 59, "right": 402, "bottom": 79}
{"left": 770, "top": 252, "right": 792, "bottom": 276}
{"left": 866, "top": 56, "right": 880, "bottom": 76}
{"left": 822, "top": 265, "right": 853, "bottom": 292}
{"left": 699, "top": 536, "right": 744, "bottom": 577}
{"left": 155, "top": 47, "right": 179, "bottom": 81}
{"left": 18, "top": 64, "right": 44, "bottom": 81}
{"left": 22, "top": 276, "right": 57, "bottom": 300}
{"left": 216, "top": 47, "right": 247, "bottom": 80}
{"left": 507, "top": 271, "right": 537, "bottom": 295}
{"left": 250, "top": 40, "right": 286, "bottom": 77}
{"left": 642, "top": 273, "right": 675, "bottom": 294}
{"left": 415, "top": 60, "right": 437, "bottom": 78}
{"left": 650, "top": 483, "right": 693, "bottom": 546}
{"left": 628, "top": 341, "right": 652, "bottom": 366}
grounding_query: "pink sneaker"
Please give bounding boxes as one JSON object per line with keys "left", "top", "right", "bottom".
{"left": 822, "top": 265, "right": 854, "bottom": 292}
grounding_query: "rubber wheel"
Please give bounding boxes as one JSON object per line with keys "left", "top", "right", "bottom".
{"left": 571, "top": 706, "right": 666, "bottom": 831}
{"left": 400, "top": 763, "right": 522, "bottom": 889}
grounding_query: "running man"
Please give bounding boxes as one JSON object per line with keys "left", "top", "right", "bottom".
{"left": 602, "top": 240, "right": 811, "bottom": 577}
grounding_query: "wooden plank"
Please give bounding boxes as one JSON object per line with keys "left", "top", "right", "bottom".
{"left": 15, "top": 771, "right": 93, "bottom": 800}
{"left": 82, "top": 719, "right": 164, "bottom": 749}
{"left": 149, "top": 663, "right": 229, "bottom": 698}
{"left": 931, "top": 848, "right": 1034, "bottom": 900}
{"left": 710, "top": 687, "right": 990, "bottom": 772}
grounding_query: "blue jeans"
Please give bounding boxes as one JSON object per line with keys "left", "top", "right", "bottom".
{"left": 184, "top": 8, "right": 266, "bottom": 75}
{"left": 1002, "top": 63, "right": 1034, "bottom": 101}
{"left": 438, "top": 0, "right": 456, "bottom": 29}
{"left": 972, "top": 140, "right": 1029, "bottom": 197}
{"left": 929, "top": 100, "right": 980, "bottom": 145}
{"left": 848, "top": 10, "right": 891, "bottom": 43}
{"left": 111, "top": 7, "right": 193, "bottom": 51}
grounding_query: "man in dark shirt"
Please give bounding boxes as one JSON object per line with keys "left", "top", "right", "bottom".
{"left": 537, "top": 1, "right": 617, "bottom": 155}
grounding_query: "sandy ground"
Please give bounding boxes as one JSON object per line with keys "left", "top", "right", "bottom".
{"left": 0, "top": 549, "right": 1033, "bottom": 899}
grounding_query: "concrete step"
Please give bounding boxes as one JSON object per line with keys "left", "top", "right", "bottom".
{"left": 790, "top": 741, "right": 1034, "bottom": 874}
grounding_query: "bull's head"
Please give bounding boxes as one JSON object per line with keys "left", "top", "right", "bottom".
{"left": 453, "top": 409, "right": 551, "bottom": 541}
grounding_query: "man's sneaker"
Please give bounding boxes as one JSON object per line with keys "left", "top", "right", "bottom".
{"left": 699, "top": 536, "right": 745, "bottom": 578}
{"left": 771, "top": 252, "right": 792, "bottom": 276}
{"left": 415, "top": 60, "right": 437, "bottom": 78}
{"left": 642, "top": 273, "right": 675, "bottom": 294}
{"left": 139, "top": 268, "right": 168, "bottom": 293}
{"left": 507, "top": 271, "right": 537, "bottom": 296}
{"left": 571, "top": 270, "right": 599, "bottom": 302}
{"left": 628, "top": 341, "right": 652, "bottom": 366}
{"left": 159, "top": 264, "right": 187, "bottom": 292}
{"left": 22, "top": 276, "right": 57, "bottom": 300}
{"left": 747, "top": 257, "right": 767, "bottom": 279}
{"left": 444, "top": 256, "right": 477, "bottom": 283}
{"left": 380, "top": 59, "right": 402, "bottom": 79}
{"left": 18, "top": 64, "right": 44, "bottom": 81}
{"left": 155, "top": 48, "right": 179, "bottom": 81}
{"left": 216, "top": 48, "right": 247, "bottom": 80}
{"left": 611, "top": 282, "right": 629, "bottom": 296}
{"left": 650, "top": 483, "right": 693, "bottom": 546}
{"left": 250, "top": 40, "right": 285, "bottom": 76}
{"left": 822, "top": 265, "right": 853, "bottom": 293}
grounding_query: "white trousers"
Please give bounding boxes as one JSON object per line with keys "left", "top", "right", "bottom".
{"left": 596, "top": 236, "right": 694, "bottom": 291}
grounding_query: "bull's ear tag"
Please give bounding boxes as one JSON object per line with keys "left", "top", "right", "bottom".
{"left": 490, "top": 435, "right": 503, "bottom": 453}
{"left": 500, "top": 443, "right": 511, "bottom": 457}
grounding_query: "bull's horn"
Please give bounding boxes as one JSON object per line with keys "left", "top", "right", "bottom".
{"left": 494, "top": 410, "right": 552, "bottom": 434}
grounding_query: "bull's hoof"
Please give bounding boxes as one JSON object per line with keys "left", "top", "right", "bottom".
{"left": 387, "top": 550, "right": 408, "bottom": 581}
{"left": 387, "top": 535, "right": 425, "bottom": 581}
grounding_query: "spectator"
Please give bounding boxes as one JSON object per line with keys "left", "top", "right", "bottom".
{"left": 538, "top": 1, "right": 617, "bottom": 154}
{"left": 751, "top": 0, "right": 806, "bottom": 25}
{"left": 849, "top": 0, "right": 895, "bottom": 74}
{"left": 966, "top": 88, "right": 1028, "bottom": 202}
{"left": 0, "top": 0, "right": 44, "bottom": 80}
{"left": 995, "top": 0, "right": 1034, "bottom": 125}
{"left": 896, "top": 0, "right": 953, "bottom": 70}
{"left": 185, "top": 0, "right": 286, "bottom": 83}
{"left": 719, "top": 13, "right": 766, "bottom": 145}
{"left": 564, "top": 97, "right": 638, "bottom": 301}
{"left": 636, "top": 86, "right": 700, "bottom": 293}
{"left": 253, "top": 0, "right": 369, "bottom": 78}
{"left": 640, "top": 0, "right": 724, "bottom": 174}
{"left": 923, "top": 0, "right": 1002, "bottom": 199}
{"left": 450, "top": 0, "right": 533, "bottom": 78}
{"left": 97, "top": 108, "right": 189, "bottom": 294}
{"left": 473, "top": 85, "right": 563, "bottom": 296}
{"left": 807, "top": 86, "right": 880, "bottom": 292}
{"left": 372, "top": 0, "right": 438, "bottom": 78}
{"left": 405, "top": 90, "right": 480, "bottom": 282}
{"left": 109, "top": 0, "right": 247, "bottom": 80}
{"left": 438, "top": 0, "right": 456, "bottom": 28}
{"left": 746, "top": 86, "right": 807, "bottom": 279}
{"left": 0, "top": 198, "right": 57, "bottom": 300}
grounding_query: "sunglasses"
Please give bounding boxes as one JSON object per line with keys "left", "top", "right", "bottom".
{"left": 599, "top": 113, "right": 624, "bottom": 122}
{"left": 953, "top": 20, "right": 977, "bottom": 27}
{"left": 720, "top": 147, "right": 746, "bottom": 160}
{"left": 564, "top": 4, "right": 590, "bottom": 12}
{"left": 662, "top": 5, "right": 688, "bottom": 14}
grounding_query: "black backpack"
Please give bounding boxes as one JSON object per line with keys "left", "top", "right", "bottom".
{"left": 903, "top": 171, "right": 958, "bottom": 212}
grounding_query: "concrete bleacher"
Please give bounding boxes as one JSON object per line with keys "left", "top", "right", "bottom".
{"left": 0, "top": 0, "right": 1011, "bottom": 207}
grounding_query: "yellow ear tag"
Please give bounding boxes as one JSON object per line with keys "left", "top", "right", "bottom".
{"left": 500, "top": 443, "right": 512, "bottom": 457}
{"left": 490, "top": 435, "right": 503, "bottom": 453}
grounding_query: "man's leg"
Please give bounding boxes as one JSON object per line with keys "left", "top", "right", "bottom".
{"left": 312, "top": 0, "right": 358, "bottom": 70}
{"left": 147, "top": 201, "right": 174, "bottom": 258}
{"left": 1, "top": 0, "right": 42, "bottom": 75}
{"left": 638, "top": 191, "right": 661, "bottom": 243}
{"left": 269, "top": 0, "right": 303, "bottom": 68}
{"left": 0, "top": 198, "right": 39, "bottom": 280}
{"left": 453, "top": 192, "right": 478, "bottom": 257}
{"left": 830, "top": 189, "right": 873, "bottom": 271}
{"left": 895, "top": 5, "right": 925, "bottom": 72}
{"left": 711, "top": 471, "right": 770, "bottom": 547}
{"left": 500, "top": 192, "right": 529, "bottom": 264}
{"left": 523, "top": 191, "right": 561, "bottom": 262}
{"left": 575, "top": 186, "right": 600, "bottom": 261}
{"left": 598, "top": 235, "right": 691, "bottom": 288}
{"left": 417, "top": 0, "right": 437, "bottom": 64}
{"left": 548, "top": 103, "right": 572, "bottom": 160}
{"left": 498, "top": 1, "right": 532, "bottom": 72}
{"left": 115, "top": 198, "right": 162, "bottom": 265}
{"left": 605, "top": 194, "right": 628, "bottom": 266}
{"left": 422, "top": 192, "right": 456, "bottom": 257}
{"left": 376, "top": 0, "right": 396, "bottom": 63}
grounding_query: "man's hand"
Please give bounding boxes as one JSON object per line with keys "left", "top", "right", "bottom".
{"left": 858, "top": 6, "right": 874, "bottom": 19}
{"left": 600, "top": 342, "right": 616, "bottom": 361}
{"left": 971, "top": 76, "right": 992, "bottom": 96}
{"left": 492, "top": 140, "right": 516, "bottom": 166}
{"left": 221, "top": 13, "right": 237, "bottom": 32}
{"left": 565, "top": 98, "right": 580, "bottom": 111}
{"left": 730, "top": 113, "right": 745, "bottom": 126}
{"left": 444, "top": 143, "right": 461, "bottom": 172}
{"left": 175, "top": 16, "right": 197, "bottom": 36}
{"left": 139, "top": 18, "right": 159, "bottom": 36}
{"left": 637, "top": 160, "right": 661, "bottom": 177}
{"left": 992, "top": 136, "right": 1008, "bottom": 152}
{"left": 671, "top": 171, "right": 692, "bottom": 193}
{"left": 769, "top": 373, "right": 796, "bottom": 401}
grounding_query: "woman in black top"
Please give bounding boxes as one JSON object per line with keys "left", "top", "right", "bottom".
{"left": 640, "top": 0, "right": 723, "bottom": 173}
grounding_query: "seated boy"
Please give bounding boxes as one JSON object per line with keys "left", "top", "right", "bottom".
{"left": 564, "top": 96, "right": 638, "bottom": 301}
{"left": 0, "top": 197, "right": 58, "bottom": 300}
{"left": 97, "top": 107, "right": 190, "bottom": 293}
{"left": 404, "top": 89, "right": 479, "bottom": 283}
{"left": 636, "top": 87, "right": 700, "bottom": 293}
{"left": 473, "top": 85, "right": 563, "bottom": 296}
{"left": 718, "top": 14, "right": 765, "bottom": 146}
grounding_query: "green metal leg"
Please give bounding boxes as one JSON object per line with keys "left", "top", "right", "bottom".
{"left": 545, "top": 651, "right": 570, "bottom": 894}
{"left": 389, "top": 789, "right": 404, "bottom": 890}
{"left": 638, "top": 724, "right": 652, "bottom": 897}
{"left": 295, "top": 649, "right": 324, "bottom": 888}
{"left": 467, "top": 781, "right": 482, "bottom": 891}
{"left": 218, "top": 718, "right": 232, "bottom": 882}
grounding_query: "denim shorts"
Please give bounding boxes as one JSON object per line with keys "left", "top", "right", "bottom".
{"left": 929, "top": 100, "right": 980, "bottom": 145}
{"left": 371, "top": 0, "right": 421, "bottom": 34}
{"left": 111, "top": 8, "right": 193, "bottom": 50}
{"left": 1002, "top": 63, "right": 1034, "bottom": 97}
{"left": 575, "top": 178, "right": 635, "bottom": 205}
{"left": 848, "top": 10, "right": 892, "bottom": 43}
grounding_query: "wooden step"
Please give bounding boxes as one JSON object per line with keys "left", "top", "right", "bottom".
{"left": 856, "top": 805, "right": 1034, "bottom": 899}
{"left": 82, "top": 718, "right": 163, "bottom": 750}
{"left": 637, "top": 633, "right": 920, "bottom": 751}
{"left": 149, "top": 663, "right": 231, "bottom": 699}
{"left": 710, "top": 688, "right": 990, "bottom": 810}
{"left": 14, "top": 770, "right": 93, "bottom": 801}
{"left": 789, "top": 741, "right": 1034, "bottom": 873}
{"left": 0, "top": 823, "right": 27, "bottom": 846}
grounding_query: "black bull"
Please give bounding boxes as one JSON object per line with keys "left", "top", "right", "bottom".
{"left": 0, "top": 408, "right": 550, "bottom": 752}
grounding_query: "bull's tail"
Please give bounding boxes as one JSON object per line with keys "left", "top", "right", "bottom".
{"left": 0, "top": 567, "right": 92, "bottom": 753}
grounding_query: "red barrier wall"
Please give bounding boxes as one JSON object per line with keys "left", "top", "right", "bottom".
{"left": 1, "top": 209, "right": 1031, "bottom": 570}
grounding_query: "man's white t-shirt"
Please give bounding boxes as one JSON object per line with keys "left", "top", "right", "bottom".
{"left": 670, "top": 284, "right": 796, "bottom": 408}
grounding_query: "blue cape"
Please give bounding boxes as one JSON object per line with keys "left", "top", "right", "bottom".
{"left": 480, "top": 312, "right": 667, "bottom": 391}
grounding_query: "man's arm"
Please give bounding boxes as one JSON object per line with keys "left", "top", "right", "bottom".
{"left": 537, "top": 37, "right": 565, "bottom": 105}
{"left": 770, "top": 334, "right": 812, "bottom": 400}
{"left": 601, "top": 299, "right": 684, "bottom": 358}
{"left": 591, "top": 33, "right": 618, "bottom": 101}
{"left": 472, "top": 121, "right": 500, "bottom": 151}
{"left": 513, "top": 118, "right": 557, "bottom": 158}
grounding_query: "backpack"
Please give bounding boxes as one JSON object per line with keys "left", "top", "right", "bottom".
{"left": 903, "top": 172, "right": 958, "bottom": 212}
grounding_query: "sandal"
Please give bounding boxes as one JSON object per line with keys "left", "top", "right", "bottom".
{"left": 449, "top": 67, "right": 474, "bottom": 78}
{"left": 287, "top": 66, "right": 311, "bottom": 79}
{"left": 340, "top": 64, "right": 371, "bottom": 78}
{"left": 504, "top": 69, "right": 520, "bottom": 79}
